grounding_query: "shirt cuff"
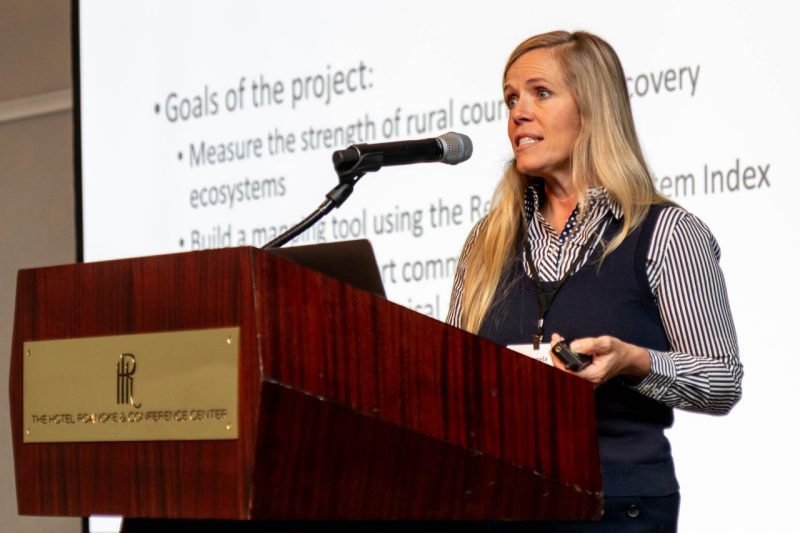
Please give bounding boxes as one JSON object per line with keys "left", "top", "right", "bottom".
{"left": 630, "top": 349, "right": 677, "bottom": 399}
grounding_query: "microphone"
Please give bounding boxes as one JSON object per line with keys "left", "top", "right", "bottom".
{"left": 269, "top": 133, "right": 471, "bottom": 247}
{"left": 332, "top": 131, "right": 473, "bottom": 177}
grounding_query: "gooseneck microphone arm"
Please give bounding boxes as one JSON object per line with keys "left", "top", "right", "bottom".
{"left": 261, "top": 132, "right": 472, "bottom": 249}
{"left": 261, "top": 173, "right": 364, "bottom": 249}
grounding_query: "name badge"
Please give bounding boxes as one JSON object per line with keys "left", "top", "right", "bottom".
{"left": 506, "top": 342, "right": 553, "bottom": 366}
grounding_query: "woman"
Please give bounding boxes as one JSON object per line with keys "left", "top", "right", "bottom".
{"left": 447, "top": 30, "right": 742, "bottom": 531}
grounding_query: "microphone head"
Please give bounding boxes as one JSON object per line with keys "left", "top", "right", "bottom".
{"left": 437, "top": 132, "right": 473, "bottom": 165}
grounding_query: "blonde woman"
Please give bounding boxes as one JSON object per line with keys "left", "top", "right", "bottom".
{"left": 447, "top": 30, "right": 742, "bottom": 531}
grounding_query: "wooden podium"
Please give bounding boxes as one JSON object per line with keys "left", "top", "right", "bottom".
{"left": 9, "top": 246, "right": 601, "bottom": 522}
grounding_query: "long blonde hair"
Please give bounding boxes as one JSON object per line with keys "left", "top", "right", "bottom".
{"left": 458, "top": 30, "right": 666, "bottom": 333}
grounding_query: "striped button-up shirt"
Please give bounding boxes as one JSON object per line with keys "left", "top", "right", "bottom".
{"left": 447, "top": 185, "right": 742, "bottom": 414}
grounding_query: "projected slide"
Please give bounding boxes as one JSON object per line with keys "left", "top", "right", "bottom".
{"left": 78, "top": 1, "right": 800, "bottom": 531}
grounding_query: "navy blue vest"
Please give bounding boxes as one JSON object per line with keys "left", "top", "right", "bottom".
{"left": 479, "top": 206, "right": 679, "bottom": 497}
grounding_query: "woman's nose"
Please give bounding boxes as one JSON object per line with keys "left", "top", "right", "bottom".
{"left": 511, "top": 99, "right": 532, "bottom": 124}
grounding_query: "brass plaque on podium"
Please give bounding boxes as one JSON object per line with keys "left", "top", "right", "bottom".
{"left": 23, "top": 327, "right": 239, "bottom": 443}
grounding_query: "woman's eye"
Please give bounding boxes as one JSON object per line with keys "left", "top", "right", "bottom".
{"left": 537, "top": 88, "right": 551, "bottom": 98}
{"left": 506, "top": 95, "right": 518, "bottom": 108}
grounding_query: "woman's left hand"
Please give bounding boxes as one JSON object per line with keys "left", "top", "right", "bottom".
{"left": 550, "top": 333, "right": 651, "bottom": 385}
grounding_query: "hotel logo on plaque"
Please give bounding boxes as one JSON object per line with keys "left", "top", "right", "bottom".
{"left": 116, "top": 353, "right": 141, "bottom": 408}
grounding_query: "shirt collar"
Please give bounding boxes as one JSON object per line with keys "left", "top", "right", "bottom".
{"left": 524, "top": 182, "right": 623, "bottom": 222}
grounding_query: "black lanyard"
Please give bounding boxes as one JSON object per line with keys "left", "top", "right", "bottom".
{"left": 523, "top": 219, "right": 610, "bottom": 349}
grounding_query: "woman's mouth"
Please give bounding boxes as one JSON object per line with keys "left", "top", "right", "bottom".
{"left": 517, "top": 135, "right": 543, "bottom": 147}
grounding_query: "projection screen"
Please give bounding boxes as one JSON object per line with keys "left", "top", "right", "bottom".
{"left": 77, "top": 1, "right": 800, "bottom": 530}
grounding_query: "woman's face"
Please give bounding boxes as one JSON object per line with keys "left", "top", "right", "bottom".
{"left": 504, "top": 48, "right": 581, "bottom": 185}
